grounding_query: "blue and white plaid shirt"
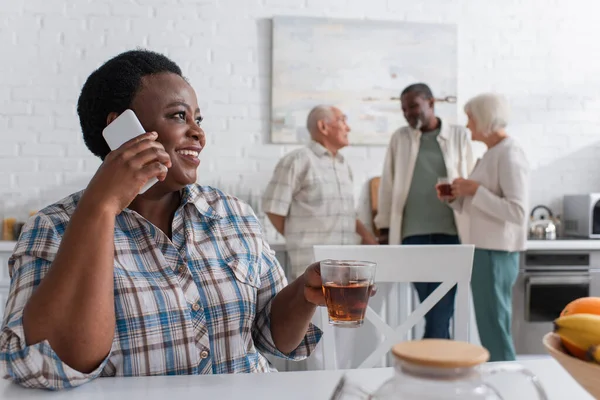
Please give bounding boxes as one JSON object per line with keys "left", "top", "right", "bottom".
{"left": 0, "top": 185, "right": 321, "bottom": 390}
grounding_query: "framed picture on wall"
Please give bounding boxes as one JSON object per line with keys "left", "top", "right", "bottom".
{"left": 271, "top": 17, "right": 458, "bottom": 145}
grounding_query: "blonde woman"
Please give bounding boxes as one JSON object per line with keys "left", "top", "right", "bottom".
{"left": 437, "top": 93, "right": 529, "bottom": 361}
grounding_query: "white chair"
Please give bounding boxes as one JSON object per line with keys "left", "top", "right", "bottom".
{"left": 313, "top": 244, "right": 474, "bottom": 370}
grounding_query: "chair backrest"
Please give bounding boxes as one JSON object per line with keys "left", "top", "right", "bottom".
{"left": 313, "top": 244, "right": 474, "bottom": 370}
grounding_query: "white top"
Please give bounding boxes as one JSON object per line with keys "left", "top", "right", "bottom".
{"left": 451, "top": 137, "right": 530, "bottom": 252}
{"left": 262, "top": 140, "right": 358, "bottom": 278}
{"left": 375, "top": 120, "right": 475, "bottom": 245}
{"left": 0, "top": 358, "right": 591, "bottom": 399}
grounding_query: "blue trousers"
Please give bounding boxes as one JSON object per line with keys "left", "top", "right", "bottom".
{"left": 402, "top": 234, "right": 460, "bottom": 339}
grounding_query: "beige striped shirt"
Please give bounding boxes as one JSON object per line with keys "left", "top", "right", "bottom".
{"left": 262, "top": 141, "right": 358, "bottom": 279}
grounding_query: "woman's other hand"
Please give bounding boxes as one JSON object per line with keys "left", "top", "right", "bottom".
{"left": 451, "top": 178, "right": 480, "bottom": 197}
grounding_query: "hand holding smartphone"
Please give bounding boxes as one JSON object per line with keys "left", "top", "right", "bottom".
{"left": 102, "top": 109, "right": 162, "bottom": 194}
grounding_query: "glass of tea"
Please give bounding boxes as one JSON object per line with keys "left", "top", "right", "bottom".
{"left": 437, "top": 177, "right": 453, "bottom": 198}
{"left": 320, "top": 260, "right": 376, "bottom": 328}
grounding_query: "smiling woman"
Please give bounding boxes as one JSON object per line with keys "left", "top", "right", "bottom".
{"left": 0, "top": 50, "right": 323, "bottom": 390}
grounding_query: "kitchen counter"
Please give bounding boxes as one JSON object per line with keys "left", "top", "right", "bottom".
{"left": 526, "top": 239, "right": 600, "bottom": 251}
{"left": 0, "top": 358, "right": 591, "bottom": 399}
{"left": 269, "top": 241, "right": 286, "bottom": 252}
{"left": 4, "top": 239, "right": 600, "bottom": 253}
{"left": 271, "top": 240, "right": 600, "bottom": 252}
{"left": 0, "top": 241, "right": 15, "bottom": 252}
{"left": 3, "top": 239, "right": 600, "bottom": 253}
{"left": 268, "top": 240, "right": 600, "bottom": 252}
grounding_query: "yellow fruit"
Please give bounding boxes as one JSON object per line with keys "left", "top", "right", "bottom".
{"left": 558, "top": 299, "right": 600, "bottom": 359}
{"left": 554, "top": 314, "right": 600, "bottom": 353}
{"left": 587, "top": 344, "right": 600, "bottom": 363}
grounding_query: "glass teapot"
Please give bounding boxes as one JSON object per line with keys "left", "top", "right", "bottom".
{"left": 330, "top": 340, "right": 548, "bottom": 400}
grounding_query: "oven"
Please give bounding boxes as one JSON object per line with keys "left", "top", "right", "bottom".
{"left": 512, "top": 250, "right": 600, "bottom": 354}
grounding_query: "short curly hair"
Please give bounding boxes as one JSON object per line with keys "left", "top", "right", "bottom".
{"left": 401, "top": 83, "right": 434, "bottom": 100}
{"left": 77, "top": 49, "right": 183, "bottom": 159}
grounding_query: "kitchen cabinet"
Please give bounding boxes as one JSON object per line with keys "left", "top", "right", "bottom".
{"left": 513, "top": 240, "right": 600, "bottom": 354}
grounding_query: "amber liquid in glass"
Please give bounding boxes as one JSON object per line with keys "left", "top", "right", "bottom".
{"left": 322, "top": 280, "right": 372, "bottom": 324}
{"left": 438, "top": 183, "right": 452, "bottom": 196}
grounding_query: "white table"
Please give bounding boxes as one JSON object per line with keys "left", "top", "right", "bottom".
{"left": 0, "top": 358, "right": 592, "bottom": 399}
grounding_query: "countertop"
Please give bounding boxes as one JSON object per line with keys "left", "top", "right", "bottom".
{"left": 0, "top": 358, "right": 590, "bottom": 399}
{"left": 0, "top": 241, "right": 15, "bottom": 252}
{"left": 3, "top": 239, "right": 600, "bottom": 253}
{"left": 525, "top": 238, "right": 600, "bottom": 251}
{"left": 269, "top": 239, "right": 600, "bottom": 252}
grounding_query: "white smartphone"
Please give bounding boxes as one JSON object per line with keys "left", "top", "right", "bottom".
{"left": 102, "top": 109, "right": 159, "bottom": 194}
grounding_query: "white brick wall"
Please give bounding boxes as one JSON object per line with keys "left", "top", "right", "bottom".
{"left": 2, "top": 0, "right": 600, "bottom": 229}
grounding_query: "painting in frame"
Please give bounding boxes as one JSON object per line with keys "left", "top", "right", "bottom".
{"left": 271, "top": 17, "right": 458, "bottom": 145}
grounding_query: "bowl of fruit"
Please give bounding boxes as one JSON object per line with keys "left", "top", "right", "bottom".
{"left": 544, "top": 297, "right": 600, "bottom": 398}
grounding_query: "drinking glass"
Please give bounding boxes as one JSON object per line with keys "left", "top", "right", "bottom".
{"left": 437, "top": 177, "right": 453, "bottom": 198}
{"left": 320, "top": 260, "right": 377, "bottom": 328}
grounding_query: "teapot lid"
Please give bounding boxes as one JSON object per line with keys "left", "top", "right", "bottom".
{"left": 392, "top": 340, "right": 490, "bottom": 368}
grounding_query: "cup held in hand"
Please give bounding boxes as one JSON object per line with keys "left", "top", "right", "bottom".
{"left": 320, "top": 260, "right": 376, "bottom": 328}
{"left": 437, "top": 177, "right": 453, "bottom": 197}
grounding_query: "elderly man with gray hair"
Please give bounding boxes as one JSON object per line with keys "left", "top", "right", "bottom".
{"left": 436, "top": 93, "right": 529, "bottom": 362}
{"left": 262, "top": 105, "right": 377, "bottom": 281}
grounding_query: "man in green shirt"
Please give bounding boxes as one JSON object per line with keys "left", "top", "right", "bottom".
{"left": 377, "top": 83, "right": 473, "bottom": 339}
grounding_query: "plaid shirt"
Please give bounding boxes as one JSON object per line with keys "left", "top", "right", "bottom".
{"left": 262, "top": 141, "right": 359, "bottom": 279}
{"left": 0, "top": 185, "right": 321, "bottom": 390}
